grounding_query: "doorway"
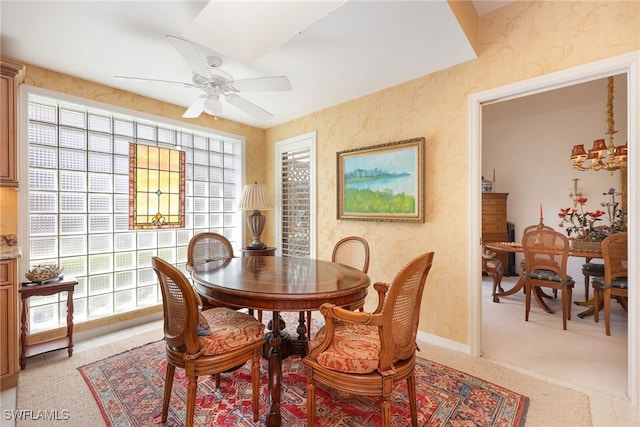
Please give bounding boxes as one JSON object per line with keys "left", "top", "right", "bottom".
{"left": 468, "top": 52, "right": 638, "bottom": 406}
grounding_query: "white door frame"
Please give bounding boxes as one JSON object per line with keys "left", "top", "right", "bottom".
{"left": 468, "top": 51, "right": 639, "bottom": 406}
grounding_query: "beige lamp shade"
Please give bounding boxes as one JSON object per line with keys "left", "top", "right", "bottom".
{"left": 238, "top": 183, "right": 274, "bottom": 211}
{"left": 238, "top": 183, "right": 274, "bottom": 249}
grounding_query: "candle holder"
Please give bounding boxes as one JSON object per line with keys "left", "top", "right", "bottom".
{"left": 569, "top": 178, "right": 583, "bottom": 207}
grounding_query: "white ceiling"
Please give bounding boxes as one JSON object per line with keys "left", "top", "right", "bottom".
{"left": 0, "top": 1, "right": 512, "bottom": 129}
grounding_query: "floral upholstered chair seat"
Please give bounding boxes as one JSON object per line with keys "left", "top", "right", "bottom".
{"left": 198, "top": 307, "right": 265, "bottom": 355}
{"left": 310, "top": 322, "right": 381, "bottom": 374}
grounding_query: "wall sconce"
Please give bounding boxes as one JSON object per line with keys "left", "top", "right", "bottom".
{"left": 238, "top": 182, "right": 274, "bottom": 249}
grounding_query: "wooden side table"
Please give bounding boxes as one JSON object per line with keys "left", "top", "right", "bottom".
{"left": 19, "top": 278, "right": 78, "bottom": 369}
{"left": 241, "top": 247, "right": 277, "bottom": 257}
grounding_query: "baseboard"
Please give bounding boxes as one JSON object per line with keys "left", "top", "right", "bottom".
{"left": 416, "top": 330, "right": 470, "bottom": 354}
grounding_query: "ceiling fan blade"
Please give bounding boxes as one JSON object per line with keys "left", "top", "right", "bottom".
{"left": 114, "top": 75, "right": 198, "bottom": 89}
{"left": 226, "top": 94, "right": 273, "bottom": 120}
{"left": 231, "top": 76, "right": 292, "bottom": 92}
{"left": 166, "top": 34, "right": 212, "bottom": 78}
{"left": 183, "top": 96, "right": 206, "bottom": 118}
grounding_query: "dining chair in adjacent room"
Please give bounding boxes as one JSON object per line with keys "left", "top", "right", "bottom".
{"left": 482, "top": 243, "right": 504, "bottom": 303}
{"left": 303, "top": 251, "right": 435, "bottom": 427}
{"left": 522, "top": 228, "right": 575, "bottom": 330}
{"left": 151, "top": 257, "right": 265, "bottom": 425}
{"left": 521, "top": 224, "right": 557, "bottom": 298}
{"left": 581, "top": 259, "right": 604, "bottom": 301}
{"left": 592, "top": 232, "right": 628, "bottom": 336}
{"left": 520, "top": 224, "right": 556, "bottom": 272}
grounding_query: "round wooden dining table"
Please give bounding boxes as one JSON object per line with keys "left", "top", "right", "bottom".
{"left": 192, "top": 256, "right": 370, "bottom": 427}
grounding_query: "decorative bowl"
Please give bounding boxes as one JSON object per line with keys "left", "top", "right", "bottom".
{"left": 25, "top": 264, "right": 63, "bottom": 283}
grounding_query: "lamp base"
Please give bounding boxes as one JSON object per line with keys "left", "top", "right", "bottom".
{"left": 246, "top": 241, "right": 267, "bottom": 250}
{"left": 247, "top": 209, "right": 267, "bottom": 251}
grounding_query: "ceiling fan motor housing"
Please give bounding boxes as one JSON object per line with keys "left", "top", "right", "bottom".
{"left": 203, "top": 97, "right": 223, "bottom": 116}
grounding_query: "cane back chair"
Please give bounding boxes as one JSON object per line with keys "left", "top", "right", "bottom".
{"left": 592, "top": 232, "right": 628, "bottom": 336}
{"left": 332, "top": 236, "right": 370, "bottom": 274}
{"left": 303, "top": 251, "right": 435, "bottom": 427}
{"left": 186, "top": 232, "right": 240, "bottom": 310}
{"left": 522, "top": 228, "right": 575, "bottom": 330}
{"left": 301, "top": 236, "right": 371, "bottom": 335}
{"left": 152, "top": 257, "right": 265, "bottom": 425}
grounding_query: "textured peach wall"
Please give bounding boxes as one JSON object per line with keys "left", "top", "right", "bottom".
{"left": 265, "top": 1, "right": 639, "bottom": 344}
{"left": 0, "top": 188, "right": 18, "bottom": 233}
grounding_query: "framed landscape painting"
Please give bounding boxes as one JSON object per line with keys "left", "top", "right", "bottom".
{"left": 337, "top": 137, "right": 424, "bottom": 222}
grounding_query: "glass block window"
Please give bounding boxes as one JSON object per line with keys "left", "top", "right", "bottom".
{"left": 25, "top": 92, "right": 243, "bottom": 333}
{"left": 130, "top": 143, "right": 185, "bottom": 229}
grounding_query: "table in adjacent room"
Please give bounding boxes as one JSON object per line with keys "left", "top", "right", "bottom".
{"left": 485, "top": 241, "right": 602, "bottom": 314}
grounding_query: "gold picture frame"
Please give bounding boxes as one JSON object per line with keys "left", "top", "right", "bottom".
{"left": 337, "top": 137, "right": 424, "bottom": 222}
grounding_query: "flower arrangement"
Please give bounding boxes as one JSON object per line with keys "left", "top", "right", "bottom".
{"left": 557, "top": 188, "right": 627, "bottom": 241}
{"left": 600, "top": 187, "right": 627, "bottom": 233}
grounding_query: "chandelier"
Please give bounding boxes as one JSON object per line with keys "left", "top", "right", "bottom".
{"left": 569, "top": 76, "right": 627, "bottom": 172}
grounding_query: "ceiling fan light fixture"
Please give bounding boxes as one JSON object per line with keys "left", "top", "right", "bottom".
{"left": 203, "top": 97, "right": 223, "bottom": 116}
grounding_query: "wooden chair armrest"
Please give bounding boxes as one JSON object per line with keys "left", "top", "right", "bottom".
{"left": 319, "top": 302, "right": 379, "bottom": 325}
{"left": 372, "top": 282, "right": 390, "bottom": 313}
{"left": 308, "top": 303, "right": 382, "bottom": 359}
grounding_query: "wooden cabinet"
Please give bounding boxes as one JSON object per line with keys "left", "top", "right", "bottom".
{"left": 482, "top": 193, "right": 510, "bottom": 275}
{"left": 1, "top": 58, "right": 25, "bottom": 187}
{"left": 1, "top": 258, "right": 18, "bottom": 390}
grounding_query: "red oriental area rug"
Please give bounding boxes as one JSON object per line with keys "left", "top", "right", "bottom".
{"left": 79, "top": 337, "right": 527, "bottom": 427}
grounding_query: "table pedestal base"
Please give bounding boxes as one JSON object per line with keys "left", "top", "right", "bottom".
{"left": 493, "top": 277, "right": 554, "bottom": 314}
{"left": 266, "top": 311, "right": 283, "bottom": 427}
{"left": 263, "top": 331, "right": 291, "bottom": 359}
{"left": 262, "top": 312, "right": 310, "bottom": 359}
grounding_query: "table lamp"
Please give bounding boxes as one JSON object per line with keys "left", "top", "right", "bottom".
{"left": 238, "top": 182, "right": 274, "bottom": 249}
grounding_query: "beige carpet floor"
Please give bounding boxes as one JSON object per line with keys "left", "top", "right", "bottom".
{"left": 15, "top": 316, "right": 592, "bottom": 426}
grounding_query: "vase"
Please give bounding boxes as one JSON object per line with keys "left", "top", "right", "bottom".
{"left": 570, "top": 239, "right": 602, "bottom": 252}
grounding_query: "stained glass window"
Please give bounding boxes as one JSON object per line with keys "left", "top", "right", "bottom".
{"left": 129, "top": 143, "right": 185, "bottom": 229}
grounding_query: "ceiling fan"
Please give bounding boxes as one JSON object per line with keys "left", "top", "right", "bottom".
{"left": 115, "top": 35, "right": 291, "bottom": 120}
